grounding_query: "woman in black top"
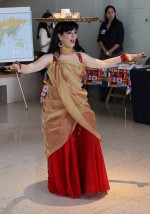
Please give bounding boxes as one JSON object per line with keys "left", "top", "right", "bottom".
{"left": 97, "top": 5, "right": 124, "bottom": 101}
{"left": 97, "top": 5, "right": 124, "bottom": 60}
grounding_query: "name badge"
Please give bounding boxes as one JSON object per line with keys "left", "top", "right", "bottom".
{"left": 101, "top": 29, "right": 106, "bottom": 34}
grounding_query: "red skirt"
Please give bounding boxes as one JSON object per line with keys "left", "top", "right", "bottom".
{"left": 47, "top": 124, "right": 109, "bottom": 198}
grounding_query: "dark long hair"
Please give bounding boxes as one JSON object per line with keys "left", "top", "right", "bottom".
{"left": 37, "top": 11, "right": 53, "bottom": 39}
{"left": 104, "top": 5, "right": 120, "bottom": 29}
{"left": 48, "top": 22, "right": 85, "bottom": 54}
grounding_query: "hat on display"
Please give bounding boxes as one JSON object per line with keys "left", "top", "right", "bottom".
{"left": 35, "top": 9, "right": 100, "bottom": 22}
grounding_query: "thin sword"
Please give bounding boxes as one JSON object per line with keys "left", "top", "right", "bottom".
{"left": 16, "top": 72, "right": 28, "bottom": 110}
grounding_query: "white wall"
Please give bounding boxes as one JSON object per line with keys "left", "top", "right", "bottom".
{"left": 1, "top": 0, "right": 150, "bottom": 61}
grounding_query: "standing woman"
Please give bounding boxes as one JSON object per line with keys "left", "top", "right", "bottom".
{"left": 37, "top": 10, "right": 54, "bottom": 54}
{"left": 9, "top": 21, "right": 144, "bottom": 198}
{"left": 97, "top": 5, "right": 124, "bottom": 59}
{"left": 97, "top": 5, "right": 124, "bottom": 101}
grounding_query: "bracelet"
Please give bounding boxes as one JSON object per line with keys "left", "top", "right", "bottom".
{"left": 14, "top": 61, "right": 21, "bottom": 69}
{"left": 120, "top": 53, "right": 126, "bottom": 62}
{"left": 106, "top": 51, "right": 109, "bottom": 56}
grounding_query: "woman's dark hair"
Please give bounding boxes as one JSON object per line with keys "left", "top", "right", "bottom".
{"left": 105, "top": 5, "right": 116, "bottom": 14}
{"left": 48, "top": 22, "right": 85, "bottom": 54}
{"left": 104, "top": 5, "right": 119, "bottom": 27}
{"left": 37, "top": 11, "right": 53, "bottom": 39}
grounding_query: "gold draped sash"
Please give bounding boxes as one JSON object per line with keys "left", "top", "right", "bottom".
{"left": 42, "top": 59, "right": 101, "bottom": 158}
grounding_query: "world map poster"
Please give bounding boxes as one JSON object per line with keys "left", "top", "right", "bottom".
{"left": 0, "top": 7, "right": 34, "bottom": 62}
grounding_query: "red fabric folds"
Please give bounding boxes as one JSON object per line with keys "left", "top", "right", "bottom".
{"left": 48, "top": 124, "right": 109, "bottom": 198}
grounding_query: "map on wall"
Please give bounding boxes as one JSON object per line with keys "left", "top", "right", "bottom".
{"left": 0, "top": 7, "right": 34, "bottom": 62}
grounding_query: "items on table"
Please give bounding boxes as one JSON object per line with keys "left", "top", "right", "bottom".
{"left": 83, "top": 67, "right": 130, "bottom": 90}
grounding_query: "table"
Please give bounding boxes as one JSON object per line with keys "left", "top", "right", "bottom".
{"left": 83, "top": 66, "right": 132, "bottom": 103}
{"left": 0, "top": 52, "right": 42, "bottom": 103}
{"left": 84, "top": 65, "right": 150, "bottom": 122}
{"left": 0, "top": 68, "right": 42, "bottom": 103}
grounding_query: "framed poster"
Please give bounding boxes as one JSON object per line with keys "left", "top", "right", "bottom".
{"left": 0, "top": 7, "right": 34, "bottom": 62}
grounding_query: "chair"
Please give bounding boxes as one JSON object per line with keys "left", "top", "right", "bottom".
{"left": 105, "top": 87, "right": 127, "bottom": 104}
